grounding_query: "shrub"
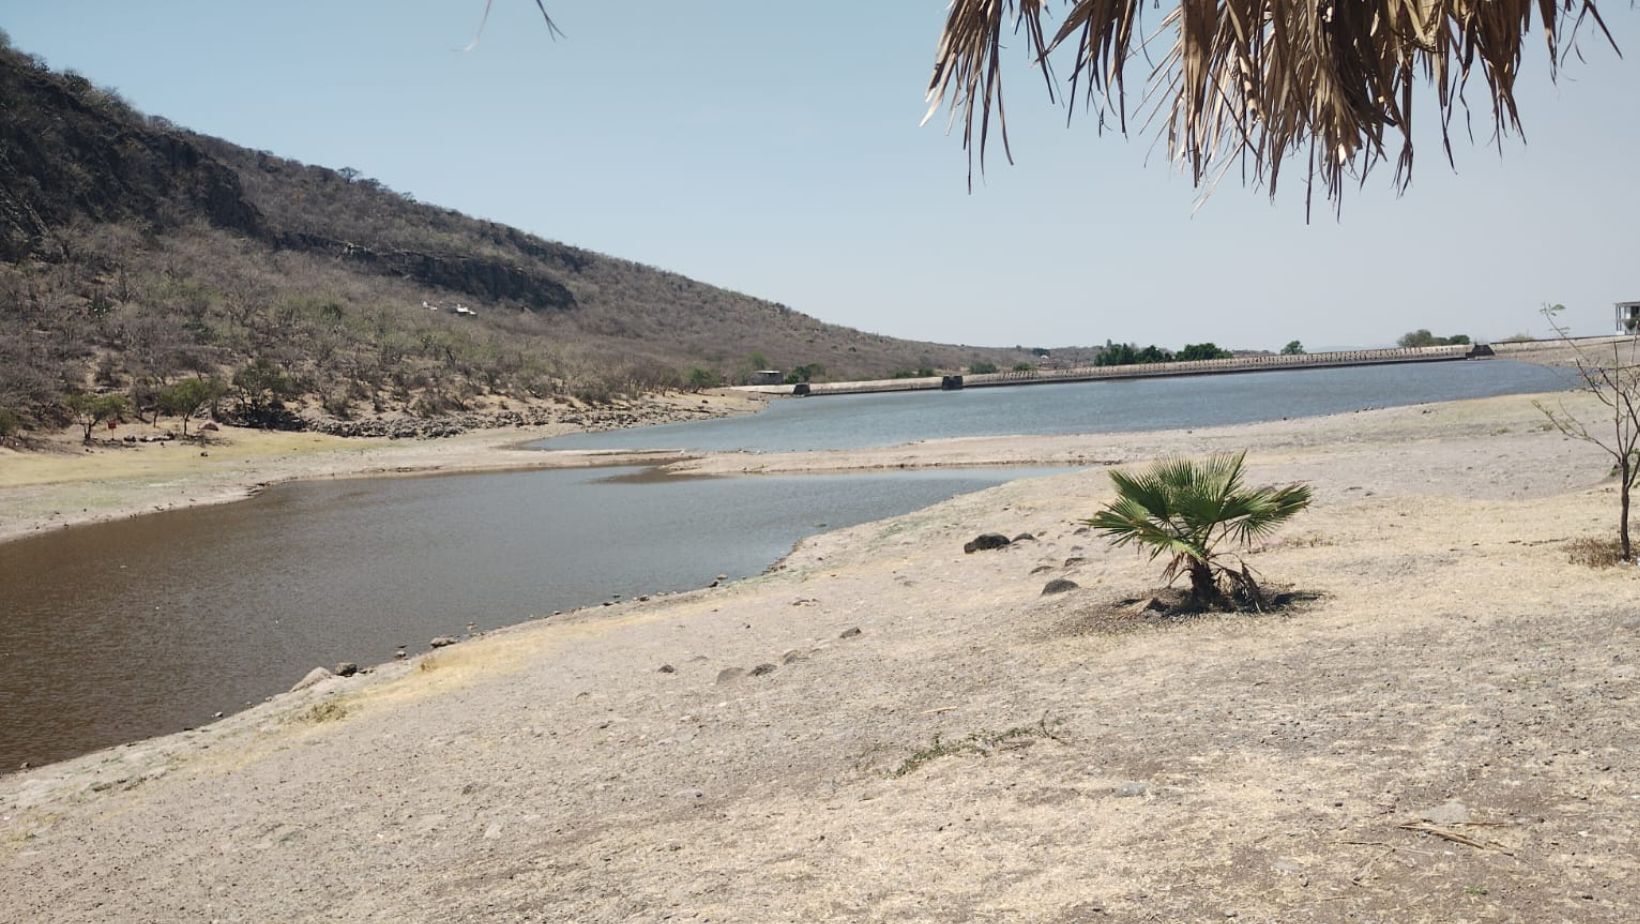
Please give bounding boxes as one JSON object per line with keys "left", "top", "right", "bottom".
{"left": 1089, "top": 451, "right": 1312, "bottom": 608}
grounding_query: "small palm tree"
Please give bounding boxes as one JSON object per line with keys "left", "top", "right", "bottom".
{"left": 1089, "top": 452, "right": 1312, "bottom": 608}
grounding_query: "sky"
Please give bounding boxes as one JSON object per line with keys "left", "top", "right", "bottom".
{"left": 5, "top": 1, "right": 1637, "bottom": 350}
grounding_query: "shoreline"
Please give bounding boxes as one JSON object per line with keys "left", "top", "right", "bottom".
{"left": 1, "top": 349, "right": 1599, "bottom": 546}
{"left": 0, "top": 390, "right": 757, "bottom": 547}
{"left": 4, "top": 386, "right": 1639, "bottom": 921}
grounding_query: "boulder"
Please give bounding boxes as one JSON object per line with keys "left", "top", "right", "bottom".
{"left": 429, "top": 636, "right": 459, "bottom": 648}
{"left": 1041, "top": 579, "right": 1081, "bottom": 596}
{"left": 333, "top": 661, "right": 359, "bottom": 677}
{"left": 289, "top": 666, "right": 334, "bottom": 693}
{"left": 963, "top": 533, "right": 1012, "bottom": 554}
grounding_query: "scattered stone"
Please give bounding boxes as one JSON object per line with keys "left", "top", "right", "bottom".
{"left": 429, "top": 636, "right": 459, "bottom": 648}
{"left": 963, "top": 533, "right": 1012, "bottom": 554}
{"left": 200, "top": 422, "right": 220, "bottom": 432}
{"left": 1115, "top": 781, "right": 1148, "bottom": 798}
{"left": 749, "top": 663, "right": 778, "bottom": 677}
{"left": 781, "top": 649, "right": 807, "bottom": 664}
{"left": 675, "top": 789, "right": 705, "bottom": 800}
{"left": 334, "top": 662, "right": 359, "bottom": 677}
{"left": 1419, "top": 799, "right": 1472, "bottom": 826}
{"left": 839, "top": 627, "right": 863, "bottom": 639}
{"left": 213, "top": 711, "right": 225, "bottom": 719}
{"left": 1012, "top": 532, "right": 1037, "bottom": 542}
{"left": 716, "top": 667, "right": 746, "bottom": 684}
{"left": 289, "top": 666, "right": 335, "bottom": 693}
{"left": 1030, "top": 564, "right": 1054, "bottom": 575}
{"left": 657, "top": 664, "right": 676, "bottom": 674}
{"left": 1041, "top": 578, "right": 1081, "bottom": 596}
{"left": 394, "top": 647, "right": 408, "bottom": 660}
{"left": 1063, "top": 556, "right": 1087, "bottom": 567}
{"left": 716, "top": 574, "right": 728, "bottom": 582}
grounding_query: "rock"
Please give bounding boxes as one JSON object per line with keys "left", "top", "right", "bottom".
{"left": 200, "top": 421, "right": 220, "bottom": 431}
{"left": 1063, "top": 556, "right": 1087, "bottom": 567}
{"left": 657, "top": 664, "right": 676, "bottom": 674}
{"left": 749, "top": 663, "right": 778, "bottom": 677}
{"left": 1029, "top": 564, "right": 1054, "bottom": 575}
{"left": 1115, "top": 781, "right": 1148, "bottom": 798}
{"left": 1041, "top": 578, "right": 1081, "bottom": 595}
{"left": 1419, "top": 799, "right": 1471, "bottom": 825}
{"left": 716, "top": 667, "right": 745, "bottom": 684}
{"left": 839, "top": 627, "right": 863, "bottom": 639}
{"left": 1012, "top": 532, "right": 1037, "bottom": 542}
{"left": 394, "top": 647, "right": 408, "bottom": 660}
{"left": 429, "top": 636, "right": 459, "bottom": 648}
{"left": 334, "top": 662, "right": 359, "bottom": 677}
{"left": 289, "top": 666, "right": 334, "bottom": 693}
{"left": 963, "top": 533, "right": 1012, "bottom": 554}
{"left": 781, "top": 649, "right": 807, "bottom": 664}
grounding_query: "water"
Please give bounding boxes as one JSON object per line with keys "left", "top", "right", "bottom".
{"left": 0, "top": 466, "right": 1054, "bottom": 769}
{"left": 539, "top": 360, "right": 1572, "bottom": 453}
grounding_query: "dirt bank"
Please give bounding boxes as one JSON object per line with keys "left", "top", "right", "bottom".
{"left": 3, "top": 388, "right": 1636, "bottom": 922}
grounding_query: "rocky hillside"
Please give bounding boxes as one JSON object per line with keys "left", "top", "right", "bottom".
{"left": 0, "top": 40, "right": 1053, "bottom": 433}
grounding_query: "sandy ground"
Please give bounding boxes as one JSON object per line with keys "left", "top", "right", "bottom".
{"left": 0, "top": 391, "right": 758, "bottom": 545}
{"left": 2, "top": 386, "right": 1637, "bottom": 922}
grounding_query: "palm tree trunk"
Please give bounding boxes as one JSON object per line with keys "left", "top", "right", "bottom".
{"left": 1187, "top": 560, "right": 1218, "bottom": 607}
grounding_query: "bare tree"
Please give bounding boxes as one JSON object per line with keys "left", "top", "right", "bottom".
{"left": 1534, "top": 304, "right": 1640, "bottom": 562}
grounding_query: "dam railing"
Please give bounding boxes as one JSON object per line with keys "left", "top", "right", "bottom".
{"left": 735, "top": 344, "right": 1478, "bottom": 397}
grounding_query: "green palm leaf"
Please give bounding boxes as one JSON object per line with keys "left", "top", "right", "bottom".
{"left": 1087, "top": 451, "right": 1312, "bottom": 605}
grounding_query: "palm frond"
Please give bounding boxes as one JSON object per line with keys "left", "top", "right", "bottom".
{"left": 1089, "top": 451, "right": 1311, "bottom": 592}
{"left": 926, "top": 0, "right": 1617, "bottom": 212}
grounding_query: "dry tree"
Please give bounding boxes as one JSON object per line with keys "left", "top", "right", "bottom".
{"left": 1534, "top": 304, "right": 1640, "bottom": 563}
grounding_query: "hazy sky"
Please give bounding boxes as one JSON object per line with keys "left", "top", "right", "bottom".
{"left": 6, "top": 2, "right": 1636, "bottom": 349}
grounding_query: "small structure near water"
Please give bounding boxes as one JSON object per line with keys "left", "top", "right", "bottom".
{"left": 1618, "top": 300, "right": 1640, "bottom": 335}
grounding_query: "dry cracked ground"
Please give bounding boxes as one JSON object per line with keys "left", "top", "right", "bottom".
{"left": 2, "top": 392, "right": 1638, "bottom": 922}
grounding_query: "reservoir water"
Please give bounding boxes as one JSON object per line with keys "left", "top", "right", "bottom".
{"left": 0, "top": 466, "right": 1052, "bottom": 769}
{"left": 1, "top": 359, "right": 1573, "bottom": 769}
{"left": 540, "top": 360, "right": 1572, "bottom": 452}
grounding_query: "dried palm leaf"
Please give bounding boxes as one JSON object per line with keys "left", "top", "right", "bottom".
{"left": 924, "top": 1, "right": 1618, "bottom": 213}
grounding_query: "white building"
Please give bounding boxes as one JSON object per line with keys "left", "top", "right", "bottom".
{"left": 1618, "top": 300, "right": 1640, "bottom": 335}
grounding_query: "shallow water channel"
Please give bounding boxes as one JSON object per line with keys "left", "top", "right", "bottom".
{"left": 0, "top": 466, "right": 1054, "bottom": 769}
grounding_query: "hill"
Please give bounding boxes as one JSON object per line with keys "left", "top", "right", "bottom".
{"left": 0, "top": 40, "right": 1057, "bottom": 434}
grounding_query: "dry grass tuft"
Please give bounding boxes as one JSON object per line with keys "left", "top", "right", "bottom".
{"left": 1566, "top": 536, "right": 1626, "bottom": 568}
{"left": 297, "top": 701, "right": 350, "bottom": 724}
